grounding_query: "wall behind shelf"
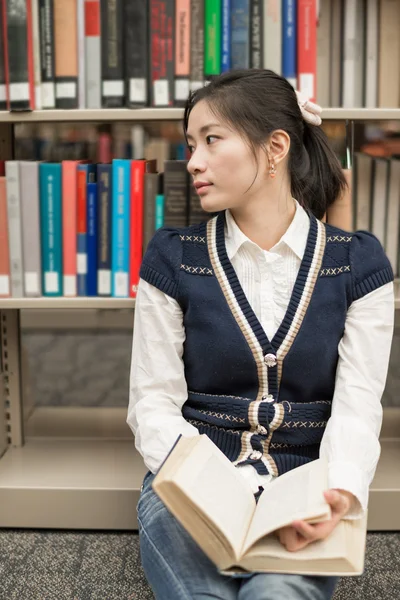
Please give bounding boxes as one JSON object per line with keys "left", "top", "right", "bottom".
{"left": 20, "top": 315, "right": 400, "bottom": 410}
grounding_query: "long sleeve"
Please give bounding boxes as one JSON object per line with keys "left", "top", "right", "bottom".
{"left": 320, "top": 282, "right": 395, "bottom": 518}
{"left": 127, "top": 278, "right": 199, "bottom": 474}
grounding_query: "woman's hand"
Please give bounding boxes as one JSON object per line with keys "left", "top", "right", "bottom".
{"left": 276, "top": 489, "right": 355, "bottom": 553}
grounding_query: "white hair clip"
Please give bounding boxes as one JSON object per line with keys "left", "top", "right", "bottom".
{"left": 295, "top": 90, "right": 322, "bottom": 126}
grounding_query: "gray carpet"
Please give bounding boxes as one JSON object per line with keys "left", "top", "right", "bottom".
{"left": 0, "top": 530, "right": 399, "bottom": 600}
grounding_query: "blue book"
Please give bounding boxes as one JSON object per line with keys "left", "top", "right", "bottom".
{"left": 231, "top": 0, "right": 250, "bottom": 69}
{"left": 87, "top": 182, "right": 98, "bottom": 297}
{"left": 155, "top": 194, "right": 164, "bottom": 230}
{"left": 111, "top": 159, "right": 131, "bottom": 297}
{"left": 97, "top": 164, "right": 112, "bottom": 296}
{"left": 221, "top": 0, "right": 231, "bottom": 72}
{"left": 282, "top": 0, "right": 297, "bottom": 88}
{"left": 39, "top": 163, "right": 63, "bottom": 297}
{"left": 77, "top": 164, "right": 96, "bottom": 296}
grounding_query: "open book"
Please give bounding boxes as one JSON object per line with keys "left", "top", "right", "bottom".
{"left": 152, "top": 434, "right": 367, "bottom": 576}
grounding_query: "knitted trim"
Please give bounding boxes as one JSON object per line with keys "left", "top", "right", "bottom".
{"left": 139, "top": 263, "right": 178, "bottom": 299}
{"left": 353, "top": 266, "right": 394, "bottom": 301}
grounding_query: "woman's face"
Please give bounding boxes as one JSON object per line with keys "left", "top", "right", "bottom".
{"left": 186, "top": 100, "right": 269, "bottom": 213}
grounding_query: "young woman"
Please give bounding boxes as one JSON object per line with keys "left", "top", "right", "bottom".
{"left": 127, "top": 69, "right": 394, "bottom": 600}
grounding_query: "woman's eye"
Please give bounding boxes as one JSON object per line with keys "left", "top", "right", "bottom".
{"left": 206, "top": 135, "right": 218, "bottom": 145}
{"left": 187, "top": 145, "right": 194, "bottom": 154}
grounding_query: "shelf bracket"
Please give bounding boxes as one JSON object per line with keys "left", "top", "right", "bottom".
{"left": 0, "top": 310, "right": 24, "bottom": 447}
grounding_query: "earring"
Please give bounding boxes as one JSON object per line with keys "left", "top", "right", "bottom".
{"left": 269, "top": 162, "right": 276, "bottom": 178}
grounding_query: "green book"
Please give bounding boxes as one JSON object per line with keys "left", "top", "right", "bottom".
{"left": 204, "top": 0, "right": 221, "bottom": 78}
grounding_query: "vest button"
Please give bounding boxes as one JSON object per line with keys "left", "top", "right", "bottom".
{"left": 264, "top": 353, "right": 277, "bottom": 367}
{"left": 261, "top": 394, "right": 274, "bottom": 403}
{"left": 256, "top": 424, "right": 268, "bottom": 435}
{"left": 249, "top": 450, "right": 262, "bottom": 460}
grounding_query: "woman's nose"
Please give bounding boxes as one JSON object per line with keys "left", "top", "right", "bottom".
{"left": 187, "top": 150, "right": 207, "bottom": 176}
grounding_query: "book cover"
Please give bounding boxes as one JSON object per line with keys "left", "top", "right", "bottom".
{"left": 124, "top": 0, "right": 148, "bottom": 108}
{"left": 38, "top": 0, "right": 56, "bottom": 108}
{"left": 112, "top": 159, "right": 131, "bottom": 298}
{"left": 231, "top": 0, "right": 250, "bottom": 69}
{"left": 97, "top": 163, "right": 112, "bottom": 296}
{"left": 53, "top": 0, "right": 78, "bottom": 108}
{"left": 329, "top": 0, "right": 342, "bottom": 107}
{"left": 174, "top": 0, "right": 190, "bottom": 106}
{"left": 5, "top": 161, "right": 24, "bottom": 297}
{"left": 31, "top": 0, "right": 42, "bottom": 108}
{"left": 4, "top": 0, "right": 34, "bottom": 110}
{"left": 87, "top": 181, "right": 98, "bottom": 296}
{"left": 297, "top": 0, "right": 317, "bottom": 101}
{"left": 204, "top": 0, "right": 221, "bottom": 78}
{"left": 189, "top": 0, "right": 204, "bottom": 91}
{"left": 155, "top": 173, "right": 164, "bottom": 230}
{"left": 84, "top": 0, "right": 101, "bottom": 108}
{"left": 129, "top": 159, "right": 157, "bottom": 298}
{"left": 342, "top": 0, "right": 364, "bottom": 108}
{"left": 39, "top": 163, "right": 63, "bottom": 297}
{"left": 0, "top": 5, "right": 7, "bottom": 109}
{"left": 62, "top": 160, "right": 82, "bottom": 297}
{"left": 164, "top": 160, "right": 189, "bottom": 228}
{"left": 365, "top": 0, "right": 378, "bottom": 108}
{"left": 250, "top": 0, "right": 263, "bottom": 69}
{"left": 77, "top": 163, "right": 96, "bottom": 296}
{"left": 101, "top": 0, "right": 124, "bottom": 108}
{"left": 20, "top": 161, "right": 42, "bottom": 297}
{"left": 0, "top": 177, "right": 10, "bottom": 297}
{"left": 316, "top": 0, "right": 331, "bottom": 106}
{"left": 149, "top": 0, "right": 175, "bottom": 107}
{"left": 263, "top": 0, "right": 281, "bottom": 73}
{"left": 77, "top": 0, "right": 85, "bottom": 108}
{"left": 220, "top": 0, "right": 231, "bottom": 73}
{"left": 378, "top": 0, "right": 400, "bottom": 108}
{"left": 282, "top": 0, "right": 297, "bottom": 89}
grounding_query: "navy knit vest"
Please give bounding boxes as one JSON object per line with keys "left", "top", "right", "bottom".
{"left": 140, "top": 211, "right": 393, "bottom": 478}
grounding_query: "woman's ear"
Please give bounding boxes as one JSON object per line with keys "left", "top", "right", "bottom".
{"left": 269, "top": 129, "right": 291, "bottom": 166}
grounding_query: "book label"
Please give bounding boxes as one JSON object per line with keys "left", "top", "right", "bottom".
{"left": 56, "top": 82, "right": 77, "bottom": 99}
{"left": 0, "top": 276, "right": 9, "bottom": 296}
{"left": 10, "top": 83, "right": 30, "bottom": 102}
{"left": 77, "top": 253, "right": 87, "bottom": 275}
{"left": 25, "top": 272, "right": 39, "bottom": 295}
{"left": 41, "top": 82, "right": 55, "bottom": 107}
{"left": 114, "top": 272, "right": 128, "bottom": 297}
{"left": 45, "top": 271, "right": 59, "bottom": 293}
{"left": 154, "top": 80, "right": 169, "bottom": 106}
{"left": 129, "top": 78, "right": 146, "bottom": 103}
{"left": 175, "top": 79, "right": 190, "bottom": 101}
{"left": 103, "top": 80, "right": 124, "bottom": 97}
{"left": 63, "top": 275, "right": 76, "bottom": 297}
{"left": 98, "top": 269, "right": 111, "bottom": 295}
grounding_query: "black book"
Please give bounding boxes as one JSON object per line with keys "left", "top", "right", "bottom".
{"left": 0, "top": 5, "right": 7, "bottom": 110}
{"left": 5, "top": 0, "right": 32, "bottom": 110}
{"left": 250, "top": 0, "right": 263, "bottom": 69}
{"left": 164, "top": 160, "right": 189, "bottom": 227}
{"left": 101, "top": 0, "right": 124, "bottom": 108}
{"left": 38, "top": 0, "right": 56, "bottom": 108}
{"left": 124, "top": 0, "right": 148, "bottom": 108}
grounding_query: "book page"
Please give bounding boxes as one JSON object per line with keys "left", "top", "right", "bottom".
{"left": 242, "top": 459, "right": 331, "bottom": 555}
{"left": 159, "top": 435, "right": 256, "bottom": 560}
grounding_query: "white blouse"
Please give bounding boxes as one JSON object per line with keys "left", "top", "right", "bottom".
{"left": 127, "top": 201, "right": 395, "bottom": 519}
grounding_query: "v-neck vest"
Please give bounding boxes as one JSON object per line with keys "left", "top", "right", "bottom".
{"left": 140, "top": 211, "right": 393, "bottom": 478}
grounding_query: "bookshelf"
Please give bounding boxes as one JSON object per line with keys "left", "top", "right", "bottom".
{"left": 1, "top": 107, "right": 400, "bottom": 123}
{"left": 1, "top": 109, "right": 400, "bottom": 532}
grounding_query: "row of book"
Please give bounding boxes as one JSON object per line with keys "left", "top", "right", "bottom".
{"left": 2, "top": 0, "right": 399, "bottom": 112}
{"left": 0, "top": 158, "right": 206, "bottom": 299}
{"left": 354, "top": 153, "right": 400, "bottom": 276}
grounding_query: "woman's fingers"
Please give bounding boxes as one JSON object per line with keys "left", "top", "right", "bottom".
{"left": 324, "top": 489, "right": 351, "bottom": 517}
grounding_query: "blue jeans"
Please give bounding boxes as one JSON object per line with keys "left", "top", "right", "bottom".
{"left": 137, "top": 471, "right": 339, "bottom": 600}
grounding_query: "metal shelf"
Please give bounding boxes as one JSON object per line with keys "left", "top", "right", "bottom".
{"left": 1, "top": 107, "right": 400, "bottom": 123}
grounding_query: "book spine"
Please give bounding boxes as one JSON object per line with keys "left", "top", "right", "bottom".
{"left": 189, "top": 180, "right": 208, "bottom": 225}
{"left": 20, "top": 161, "right": 42, "bottom": 297}
{"left": 263, "top": 0, "right": 282, "bottom": 74}
{"left": 204, "top": 0, "right": 221, "bottom": 78}
{"left": 77, "top": 0, "right": 85, "bottom": 108}
{"left": 54, "top": 0, "right": 78, "bottom": 109}
{"left": 129, "top": 160, "right": 145, "bottom": 298}
{"left": 342, "top": 0, "right": 364, "bottom": 108}
{"left": 97, "top": 163, "right": 112, "bottom": 296}
{"left": 282, "top": 0, "right": 297, "bottom": 88}
{"left": 76, "top": 164, "right": 96, "bottom": 295}
{"left": 86, "top": 181, "right": 98, "bottom": 296}
{"left": 143, "top": 172, "right": 159, "bottom": 255}
{"left": 111, "top": 159, "right": 130, "bottom": 298}
{"left": 174, "top": 0, "right": 190, "bottom": 106}
{"left": 0, "top": 177, "right": 10, "bottom": 297}
{"left": 297, "top": 0, "right": 317, "bottom": 101}
{"left": 39, "top": 163, "right": 62, "bottom": 297}
{"left": 101, "top": 0, "right": 124, "bottom": 108}
{"left": 149, "top": 0, "right": 175, "bottom": 107}
{"left": 329, "top": 0, "right": 342, "bottom": 107}
{"left": 0, "top": 6, "right": 6, "bottom": 109}
{"left": 5, "top": 162, "right": 24, "bottom": 297}
{"left": 365, "top": 0, "right": 378, "bottom": 108}
{"left": 231, "top": 0, "right": 250, "bottom": 70}
{"left": 155, "top": 190, "right": 165, "bottom": 229}
{"left": 26, "top": 0, "right": 36, "bottom": 108}
{"left": 378, "top": 0, "right": 400, "bottom": 108}
{"left": 164, "top": 160, "right": 189, "bottom": 228}
{"left": 221, "top": 0, "right": 231, "bottom": 72}
{"left": 250, "top": 0, "right": 263, "bottom": 69}
{"left": 124, "top": 0, "right": 148, "bottom": 108}
{"left": 190, "top": 0, "right": 204, "bottom": 91}
{"left": 38, "top": 0, "right": 55, "bottom": 108}
{"left": 85, "top": 0, "right": 101, "bottom": 108}
{"left": 316, "top": 0, "right": 331, "bottom": 107}
{"left": 31, "top": 0, "right": 42, "bottom": 108}
{"left": 5, "top": 0, "right": 32, "bottom": 110}
{"left": 62, "top": 161, "right": 78, "bottom": 296}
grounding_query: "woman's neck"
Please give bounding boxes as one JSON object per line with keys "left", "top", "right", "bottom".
{"left": 229, "top": 194, "right": 297, "bottom": 252}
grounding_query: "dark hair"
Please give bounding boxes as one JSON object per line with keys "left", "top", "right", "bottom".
{"left": 183, "top": 69, "right": 347, "bottom": 219}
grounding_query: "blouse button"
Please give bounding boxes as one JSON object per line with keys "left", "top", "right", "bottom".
{"left": 264, "top": 353, "right": 277, "bottom": 367}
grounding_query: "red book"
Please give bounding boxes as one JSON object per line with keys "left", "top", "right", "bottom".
{"left": 297, "top": 0, "right": 317, "bottom": 102}
{"left": 129, "top": 159, "right": 157, "bottom": 297}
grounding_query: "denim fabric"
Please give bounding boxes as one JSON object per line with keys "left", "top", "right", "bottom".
{"left": 137, "top": 472, "right": 338, "bottom": 600}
